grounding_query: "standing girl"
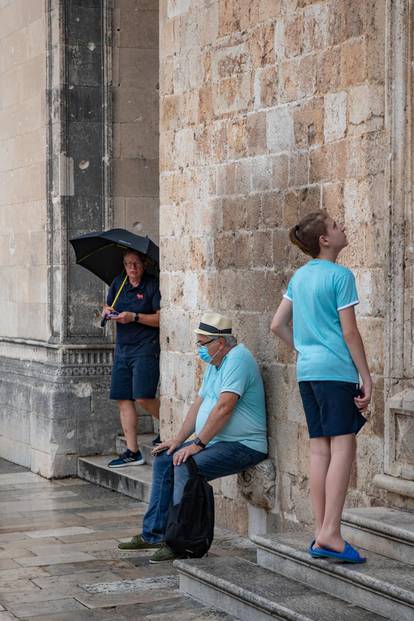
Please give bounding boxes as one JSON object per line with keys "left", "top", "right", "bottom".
{"left": 271, "top": 210, "right": 371, "bottom": 563}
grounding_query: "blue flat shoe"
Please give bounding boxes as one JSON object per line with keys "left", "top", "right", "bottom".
{"left": 307, "top": 540, "right": 321, "bottom": 558}
{"left": 310, "top": 541, "right": 366, "bottom": 564}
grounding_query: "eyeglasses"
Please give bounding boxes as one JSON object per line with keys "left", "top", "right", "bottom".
{"left": 196, "top": 338, "right": 217, "bottom": 347}
{"left": 124, "top": 261, "right": 142, "bottom": 268}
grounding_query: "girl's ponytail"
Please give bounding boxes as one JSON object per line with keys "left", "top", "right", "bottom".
{"left": 289, "top": 211, "right": 329, "bottom": 258}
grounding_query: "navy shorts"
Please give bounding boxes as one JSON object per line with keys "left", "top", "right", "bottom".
{"left": 110, "top": 346, "right": 160, "bottom": 401}
{"left": 299, "top": 381, "right": 366, "bottom": 438}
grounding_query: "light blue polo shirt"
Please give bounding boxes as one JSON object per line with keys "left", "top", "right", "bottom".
{"left": 284, "top": 259, "right": 359, "bottom": 383}
{"left": 196, "top": 344, "right": 267, "bottom": 454}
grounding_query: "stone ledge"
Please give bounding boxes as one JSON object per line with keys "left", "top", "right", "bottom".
{"left": 252, "top": 532, "right": 414, "bottom": 621}
{"left": 342, "top": 506, "right": 414, "bottom": 565}
{"left": 373, "top": 474, "right": 414, "bottom": 500}
{"left": 175, "top": 556, "right": 384, "bottom": 621}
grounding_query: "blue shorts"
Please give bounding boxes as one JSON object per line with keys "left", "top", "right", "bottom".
{"left": 110, "top": 346, "right": 160, "bottom": 401}
{"left": 299, "top": 381, "right": 366, "bottom": 438}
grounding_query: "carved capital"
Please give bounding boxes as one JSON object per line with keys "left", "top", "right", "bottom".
{"left": 238, "top": 459, "right": 276, "bottom": 511}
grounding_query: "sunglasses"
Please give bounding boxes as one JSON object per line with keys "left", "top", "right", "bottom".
{"left": 196, "top": 338, "right": 217, "bottom": 347}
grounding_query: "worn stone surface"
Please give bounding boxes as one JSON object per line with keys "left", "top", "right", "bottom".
{"left": 112, "top": 0, "right": 160, "bottom": 243}
{"left": 158, "top": 0, "right": 391, "bottom": 533}
{"left": 0, "top": 458, "right": 241, "bottom": 620}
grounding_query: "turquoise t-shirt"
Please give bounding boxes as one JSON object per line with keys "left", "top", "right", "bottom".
{"left": 196, "top": 344, "right": 268, "bottom": 454}
{"left": 284, "top": 259, "right": 359, "bottom": 383}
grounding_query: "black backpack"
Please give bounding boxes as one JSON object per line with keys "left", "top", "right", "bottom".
{"left": 165, "top": 456, "right": 215, "bottom": 558}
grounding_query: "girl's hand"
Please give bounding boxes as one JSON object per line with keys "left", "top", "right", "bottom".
{"left": 173, "top": 443, "right": 202, "bottom": 465}
{"left": 355, "top": 382, "right": 372, "bottom": 411}
{"left": 112, "top": 311, "right": 134, "bottom": 324}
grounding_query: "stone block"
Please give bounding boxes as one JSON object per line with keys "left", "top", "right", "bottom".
{"left": 113, "top": 158, "right": 159, "bottom": 197}
{"left": 247, "top": 111, "right": 267, "bottom": 156}
{"left": 310, "top": 139, "right": 347, "bottom": 183}
{"left": 349, "top": 83, "right": 384, "bottom": 126}
{"left": 253, "top": 65, "right": 278, "bottom": 110}
{"left": 279, "top": 54, "right": 316, "bottom": 103}
{"left": 226, "top": 117, "right": 248, "bottom": 160}
{"left": 284, "top": 14, "right": 304, "bottom": 58}
{"left": 293, "top": 97, "right": 324, "bottom": 148}
{"left": 303, "top": 1, "right": 330, "bottom": 52}
{"left": 118, "top": 120, "right": 158, "bottom": 160}
{"left": 324, "top": 90, "right": 347, "bottom": 143}
{"left": 117, "top": 48, "right": 159, "bottom": 90}
{"left": 322, "top": 181, "right": 343, "bottom": 219}
{"left": 340, "top": 36, "right": 367, "bottom": 87}
{"left": 288, "top": 150, "right": 309, "bottom": 187}
{"left": 213, "top": 73, "right": 251, "bottom": 116}
{"left": 261, "top": 191, "right": 283, "bottom": 228}
{"left": 251, "top": 155, "right": 273, "bottom": 191}
{"left": 118, "top": 7, "right": 158, "bottom": 49}
{"left": 316, "top": 46, "right": 341, "bottom": 95}
{"left": 266, "top": 106, "right": 292, "bottom": 153}
{"left": 248, "top": 22, "right": 275, "bottom": 68}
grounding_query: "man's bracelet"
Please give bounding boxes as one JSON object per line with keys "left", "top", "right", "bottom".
{"left": 134, "top": 313, "right": 140, "bottom": 323}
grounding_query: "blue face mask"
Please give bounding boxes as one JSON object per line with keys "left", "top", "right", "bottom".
{"left": 198, "top": 345, "right": 212, "bottom": 363}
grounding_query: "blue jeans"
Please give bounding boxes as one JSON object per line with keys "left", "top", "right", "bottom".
{"left": 142, "top": 441, "right": 266, "bottom": 543}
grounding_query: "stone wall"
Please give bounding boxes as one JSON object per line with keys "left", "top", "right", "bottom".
{"left": 112, "top": 0, "right": 160, "bottom": 244}
{"left": 0, "top": 0, "right": 120, "bottom": 477}
{"left": 159, "top": 0, "right": 388, "bottom": 533}
{"left": 0, "top": 0, "right": 48, "bottom": 340}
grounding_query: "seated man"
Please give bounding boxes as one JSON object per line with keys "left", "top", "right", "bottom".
{"left": 118, "top": 312, "right": 268, "bottom": 562}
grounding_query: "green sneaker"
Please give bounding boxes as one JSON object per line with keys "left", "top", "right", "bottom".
{"left": 149, "top": 543, "right": 178, "bottom": 563}
{"left": 118, "top": 534, "right": 162, "bottom": 550}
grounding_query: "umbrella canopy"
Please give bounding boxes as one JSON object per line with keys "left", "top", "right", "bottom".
{"left": 69, "top": 229, "right": 159, "bottom": 286}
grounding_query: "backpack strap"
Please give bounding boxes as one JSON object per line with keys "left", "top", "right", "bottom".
{"left": 186, "top": 456, "right": 199, "bottom": 477}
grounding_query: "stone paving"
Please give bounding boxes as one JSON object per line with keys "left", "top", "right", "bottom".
{"left": 0, "top": 458, "right": 253, "bottom": 620}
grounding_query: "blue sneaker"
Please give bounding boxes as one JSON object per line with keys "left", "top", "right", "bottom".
{"left": 108, "top": 449, "right": 145, "bottom": 468}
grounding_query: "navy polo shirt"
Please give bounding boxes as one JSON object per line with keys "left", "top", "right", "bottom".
{"left": 107, "top": 273, "right": 161, "bottom": 354}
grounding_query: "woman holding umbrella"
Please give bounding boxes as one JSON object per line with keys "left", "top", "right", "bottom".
{"left": 104, "top": 249, "right": 161, "bottom": 468}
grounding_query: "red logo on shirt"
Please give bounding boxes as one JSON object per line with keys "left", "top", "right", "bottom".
{"left": 136, "top": 293, "right": 144, "bottom": 299}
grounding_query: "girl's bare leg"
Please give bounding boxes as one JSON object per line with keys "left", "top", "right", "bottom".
{"left": 316, "top": 433, "right": 356, "bottom": 551}
{"left": 309, "top": 437, "right": 331, "bottom": 540}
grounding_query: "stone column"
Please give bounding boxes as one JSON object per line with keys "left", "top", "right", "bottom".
{"left": 0, "top": 0, "right": 119, "bottom": 477}
{"left": 373, "top": 0, "right": 414, "bottom": 503}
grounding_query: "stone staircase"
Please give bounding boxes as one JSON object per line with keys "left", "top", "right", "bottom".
{"left": 176, "top": 507, "right": 414, "bottom": 621}
{"left": 77, "top": 433, "right": 156, "bottom": 502}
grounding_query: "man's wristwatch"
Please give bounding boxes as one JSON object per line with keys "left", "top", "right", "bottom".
{"left": 134, "top": 313, "right": 140, "bottom": 323}
{"left": 193, "top": 437, "right": 206, "bottom": 450}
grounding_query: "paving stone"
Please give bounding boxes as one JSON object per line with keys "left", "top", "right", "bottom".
{"left": 0, "top": 579, "right": 42, "bottom": 594}
{"left": 16, "top": 552, "right": 98, "bottom": 567}
{"left": 74, "top": 588, "right": 181, "bottom": 609}
{"left": 0, "top": 613, "right": 19, "bottom": 620}
{"left": 26, "top": 540, "right": 119, "bottom": 556}
{"left": 31, "top": 571, "right": 124, "bottom": 590}
{"left": 6, "top": 597, "right": 87, "bottom": 618}
{"left": 25, "top": 528, "right": 95, "bottom": 539}
{"left": 81, "top": 574, "right": 178, "bottom": 594}
{"left": 44, "top": 560, "right": 132, "bottom": 576}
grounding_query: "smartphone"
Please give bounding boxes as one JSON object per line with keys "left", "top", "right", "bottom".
{"left": 107, "top": 311, "right": 119, "bottom": 318}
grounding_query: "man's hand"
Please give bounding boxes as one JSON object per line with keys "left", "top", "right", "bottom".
{"left": 102, "top": 304, "right": 114, "bottom": 315}
{"left": 151, "top": 438, "right": 181, "bottom": 456}
{"left": 173, "top": 443, "right": 203, "bottom": 465}
{"left": 112, "top": 311, "right": 134, "bottom": 324}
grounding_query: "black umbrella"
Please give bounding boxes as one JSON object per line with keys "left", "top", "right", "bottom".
{"left": 69, "top": 228, "right": 159, "bottom": 286}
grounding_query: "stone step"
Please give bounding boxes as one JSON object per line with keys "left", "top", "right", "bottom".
{"left": 116, "top": 433, "right": 157, "bottom": 466}
{"left": 77, "top": 455, "right": 152, "bottom": 503}
{"left": 342, "top": 507, "right": 414, "bottom": 565}
{"left": 252, "top": 533, "right": 414, "bottom": 621}
{"left": 175, "top": 556, "right": 386, "bottom": 621}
